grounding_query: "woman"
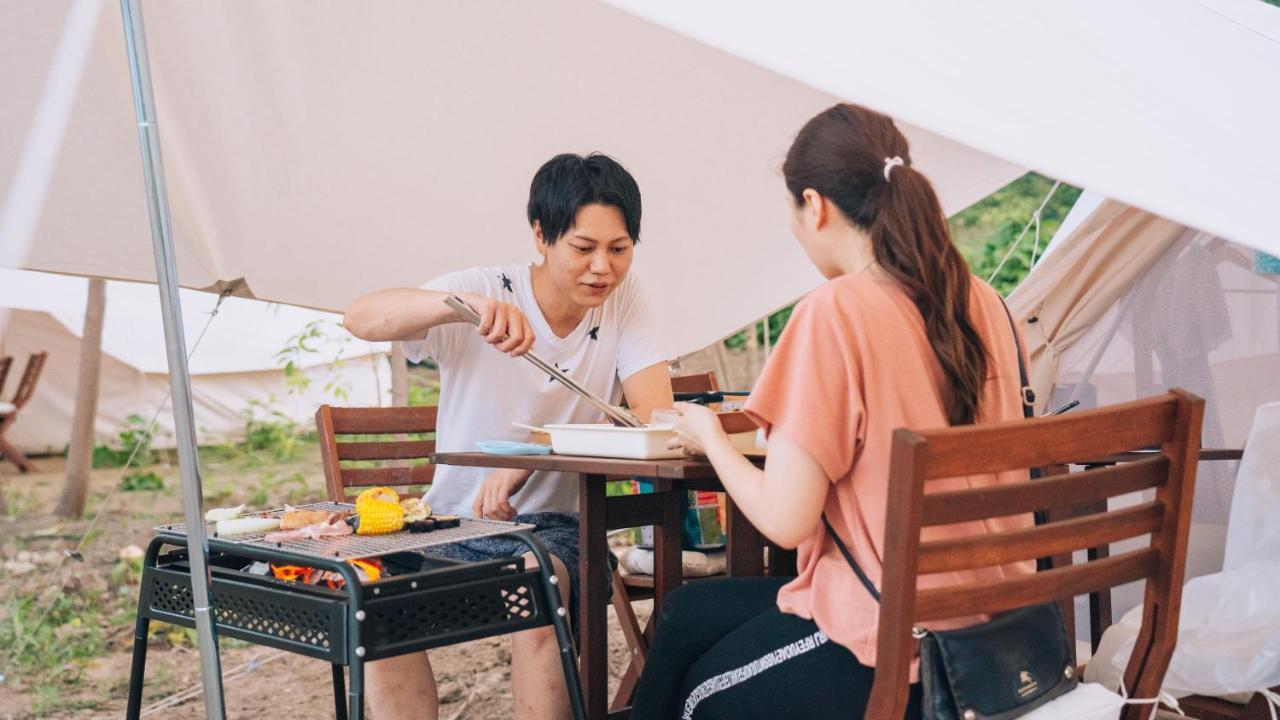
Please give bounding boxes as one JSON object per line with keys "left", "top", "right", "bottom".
{"left": 629, "top": 104, "right": 1032, "bottom": 719}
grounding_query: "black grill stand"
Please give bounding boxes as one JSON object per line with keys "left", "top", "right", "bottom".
{"left": 125, "top": 531, "right": 586, "bottom": 720}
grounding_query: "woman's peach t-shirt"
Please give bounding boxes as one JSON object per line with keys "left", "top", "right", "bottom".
{"left": 743, "top": 270, "right": 1033, "bottom": 669}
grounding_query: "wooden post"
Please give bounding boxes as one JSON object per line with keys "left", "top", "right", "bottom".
{"left": 390, "top": 344, "right": 408, "bottom": 406}
{"left": 57, "top": 278, "right": 106, "bottom": 518}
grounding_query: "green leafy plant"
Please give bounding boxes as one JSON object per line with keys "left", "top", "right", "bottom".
{"left": 91, "top": 414, "right": 160, "bottom": 468}
{"left": 120, "top": 471, "right": 164, "bottom": 492}
{"left": 274, "top": 319, "right": 354, "bottom": 400}
{"left": 407, "top": 381, "right": 440, "bottom": 407}
{"left": 242, "top": 399, "right": 300, "bottom": 462}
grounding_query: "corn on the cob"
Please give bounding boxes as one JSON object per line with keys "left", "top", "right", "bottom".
{"left": 354, "top": 487, "right": 404, "bottom": 535}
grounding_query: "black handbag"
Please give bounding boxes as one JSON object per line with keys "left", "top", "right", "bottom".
{"left": 822, "top": 301, "right": 1078, "bottom": 719}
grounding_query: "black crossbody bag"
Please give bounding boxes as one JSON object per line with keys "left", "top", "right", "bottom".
{"left": 823, "top": 303, "right": 1077, "bottom": 720}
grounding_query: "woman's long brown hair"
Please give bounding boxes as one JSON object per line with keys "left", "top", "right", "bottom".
{"left": 783, "top": 103, "right": 987, "bottom": 425}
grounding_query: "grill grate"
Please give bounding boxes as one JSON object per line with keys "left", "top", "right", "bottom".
{"left": 155, "top": 502, "right": 534, "bottom": 562}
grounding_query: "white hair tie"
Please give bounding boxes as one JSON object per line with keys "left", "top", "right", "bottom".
{"left": 883, "top": 156, "right": 905, "bottom": 181}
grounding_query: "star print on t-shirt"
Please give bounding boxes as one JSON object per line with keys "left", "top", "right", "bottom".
{"left": 548, "top": 363, "right": 570, "bottom": 382}
{"left": 499, "top": 273, "right": 513, "bottom": 292}
{"left": 588, "top": 326, "right": 600, "bottom": 341}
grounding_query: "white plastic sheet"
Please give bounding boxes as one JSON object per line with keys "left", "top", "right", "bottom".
{"left": 1085, "top": 562, "right": 1280, "bottom": 699}
{"left": 1224, "top": 402, "right": 1280, "bottom": 571}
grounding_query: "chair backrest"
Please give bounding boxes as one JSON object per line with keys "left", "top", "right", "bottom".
{"left": 314, "top": 405, "right": 438, "bottom": 503}
{"left": 0, "top": 356, "right": 12, "bottom": 399}
{"left": 9, "top": 352, "right": 47, "bottom": 410}
{"left": 670, "top": 371, "right": 719, "bottom": 394}
{"left": 866, "top": 390, "right": 1203, "bottom": 720}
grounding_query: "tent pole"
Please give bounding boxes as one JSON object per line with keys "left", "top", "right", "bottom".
{"left": 118, "top": 2, "right": 226, "bottom": 717}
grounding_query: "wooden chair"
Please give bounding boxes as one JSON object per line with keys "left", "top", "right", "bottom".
{"left": 865, "top": 390, "right": 1203, "bottom": 720}
{"left": 312, "top": 404, "right": 588, "bottom": 719}
{"left": 0, "top": 356, "right": 12, "bottom": 398}
{"left": 0, "top": 352, "right": 49, "bottom": 473}
{"left": 671, "top": 370, "right": 720, "bottom": 395}
{"left": 314, "top": 405, "right": 438, "bottom": 502}
{"left": 1180, "top": 690, "right": 1280, "bottom": 720}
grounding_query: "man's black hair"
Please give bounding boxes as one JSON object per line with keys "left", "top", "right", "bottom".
{"left": 527, "top": 153, "right": 641, "bottom": 244}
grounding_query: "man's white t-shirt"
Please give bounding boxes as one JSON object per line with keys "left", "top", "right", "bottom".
{"left": 402, "top": 263, "right": 672, "bottom": 517}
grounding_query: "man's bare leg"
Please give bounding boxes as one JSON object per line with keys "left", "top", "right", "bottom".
{"left": 510, "top": 551, "right": 574, "bottom": 720}
{"left": 366, "top": 651, "right": 439, "bottom": 720}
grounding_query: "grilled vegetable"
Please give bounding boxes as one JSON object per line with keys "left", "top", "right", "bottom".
{"left": 215, "top": 516, "right": 281, "bottom": 536}
{"left": 433, "top": 514, "right": 461, "bottom": 529}
{"left": 354, "top": 487, "right": 405, "bottom": 535}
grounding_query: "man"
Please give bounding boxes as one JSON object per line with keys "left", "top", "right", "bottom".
{"left": 343, "top": 152, "right": 673, "bottom": 719}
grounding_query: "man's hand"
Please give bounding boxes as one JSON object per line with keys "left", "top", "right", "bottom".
{"left": 471, "top": 468, "right": 533, "bottom": 521}
{"left": 456, "top": 294, "right": 536, "bottom": 357}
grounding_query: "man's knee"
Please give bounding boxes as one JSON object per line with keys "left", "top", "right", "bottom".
{"left": 519, "top": 551, "right": 571, "bottom": 605}
{"left": 519, "top": 550, "right": 566, "bottom": 573}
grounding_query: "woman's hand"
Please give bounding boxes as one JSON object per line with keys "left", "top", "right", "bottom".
{"left": 471, "top": 468, "right": 533, "bottom": 521}
{"left": 667, "top": 402, "right": 728, "bottom": 457}
{"left": 457, "top": 294, "right": 537, "bottom": 357}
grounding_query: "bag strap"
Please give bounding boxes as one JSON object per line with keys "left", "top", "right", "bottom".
{"left": 822, "top": 514, "right": 880, "bottom": 602}
{"left": 823, "top": 293, "right": 1034, "bottom": 602}
{"left": 998, "top": 297, "right": 1035, "bottom": 420}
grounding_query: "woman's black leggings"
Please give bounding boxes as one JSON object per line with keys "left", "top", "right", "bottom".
{"left": 630, "top": 577, "right": 922, "bottom": 719}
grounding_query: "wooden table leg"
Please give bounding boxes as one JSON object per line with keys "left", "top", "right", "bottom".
{"left": 724, "top": 494, "right": 764, "bottom": 577}
{"left": 608, "top": 487, "right": 682, "bottom": 717}
{"left": 578, "top": 473, "right": 609, "bottom": 719}
{"left": 652, "top": 488, "right": 683, "bottom": 615}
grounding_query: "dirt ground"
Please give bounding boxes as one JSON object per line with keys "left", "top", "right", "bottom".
{"left": 0, "top": 453, "right": 649, "bottom": 719}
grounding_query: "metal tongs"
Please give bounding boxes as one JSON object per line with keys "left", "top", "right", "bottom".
{"left": 444, "top": 295, "right": 644, "bottom": 428}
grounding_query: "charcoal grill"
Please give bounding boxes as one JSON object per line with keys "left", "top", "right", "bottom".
{"left": 124, "top": 503, "right": 585, "bottom": 719}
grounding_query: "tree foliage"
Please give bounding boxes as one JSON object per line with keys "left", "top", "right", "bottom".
{"left": 952, "top": 172, "right": 1082, "bottom": 296}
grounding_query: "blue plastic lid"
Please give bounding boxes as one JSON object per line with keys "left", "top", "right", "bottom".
{"left": 476, "top": 440, "right": 553, "bottom": 456}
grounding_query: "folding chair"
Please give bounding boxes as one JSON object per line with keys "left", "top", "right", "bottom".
{"left": 0, "top": 352, "right": 48, "bottom": 473}
{"left": 865, "top": 390, "right": 1203, "bottom": 720}
{"left": 0, "top": 356, "right": 12, "bottom": 397}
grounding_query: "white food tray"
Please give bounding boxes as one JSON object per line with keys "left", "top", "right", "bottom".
{"left": 543, "top": 423, "right": 755, "bottom": 460}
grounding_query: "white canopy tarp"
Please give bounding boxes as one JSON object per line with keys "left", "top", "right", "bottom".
{"left": 606, "top": 0, "right": 1280, "bottom": 257}
{"left": 0, "top": 268, "right": 390, "bottom": 452}
{"left": 0, "top": 0, "right": 1023, "bottom": 356}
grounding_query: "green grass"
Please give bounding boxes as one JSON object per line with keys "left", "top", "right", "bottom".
{"left": 1, "top": 582, "right": 110, "bottom": 715}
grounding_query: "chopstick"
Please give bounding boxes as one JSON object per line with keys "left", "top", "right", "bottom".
{"left": 443, "top": 295, "right": 644, "bottom": 428}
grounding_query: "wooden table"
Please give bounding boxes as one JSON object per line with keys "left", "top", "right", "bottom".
{"left": 433, "top": 452, "right": 767, "bottom": 719}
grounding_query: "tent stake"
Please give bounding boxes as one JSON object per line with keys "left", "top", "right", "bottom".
{"left": 118, "top": 1, "right": 226, "bottom": 717}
